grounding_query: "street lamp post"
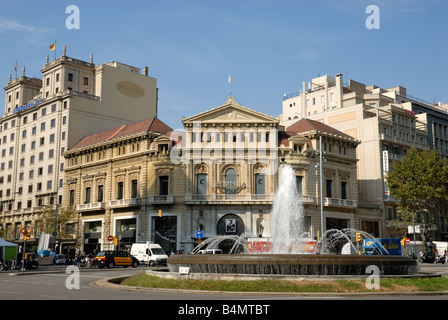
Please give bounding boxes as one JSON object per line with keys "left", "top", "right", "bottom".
{"left": 319, "top": 135, "right": 324, "bottom": 238}
{"left": 40, "top": 181, "right": 76, "bottom": 252}
{"left": 412, "top": 209, "right": 428, "bottom": 258}
{"left": 314, "top": 135, "right": 326, "bottom": 240}
{"left": 40, "top": 204, "right": 58, "bottom": 251}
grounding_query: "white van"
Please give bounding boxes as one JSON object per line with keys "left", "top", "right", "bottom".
{"left": 197, "top": 249, "right": 223, "bottom": 254}
{"left": 130, "top": 242, "right": 168, "bottom": 266}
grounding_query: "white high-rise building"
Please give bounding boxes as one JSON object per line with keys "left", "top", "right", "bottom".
{"left": 0, "top": 47, "right": 158, "bottom": 244}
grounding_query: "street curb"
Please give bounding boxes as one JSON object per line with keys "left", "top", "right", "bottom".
{"left": 6, "top": 266, "right": 155, "bottom": 276}
{"left": 90, "top": 275, "right": 448, "bottom": 297}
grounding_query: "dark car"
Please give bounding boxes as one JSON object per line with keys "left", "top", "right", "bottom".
{"left": 94, "top": 251, "right": 139, "bottom": 268}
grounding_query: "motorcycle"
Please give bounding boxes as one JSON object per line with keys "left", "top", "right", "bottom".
{"left": 0, "top": 259, "right": 7, "bottom": 271}
{"left": 7, "top": 259, "right": 18, "bottom": 270}
{"left": 435, "top": 255, "right": 446, "bottom": 264}
{"left": 421, "top": 252, "right": 436, "bottom": 263}
{"left": 75, "top": 254, "right": 94, "bottom": 268}
{"left": 23, "top": 257, "right": 39, "bottom": 270}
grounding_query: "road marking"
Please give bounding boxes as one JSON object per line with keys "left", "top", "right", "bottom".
{"left": 40, "top": 294, "right": 67, "bottom": 299}
{"left": 2, "top": 291, "right": 22, "bottom": 295}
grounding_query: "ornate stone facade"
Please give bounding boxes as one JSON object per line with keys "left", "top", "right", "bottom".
{"left": 63, "top": 96, "right": 359, "bottom": 254}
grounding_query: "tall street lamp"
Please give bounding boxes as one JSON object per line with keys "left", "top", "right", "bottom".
{"left": 314, "top": 134, "right": 326, "bottom": 240}
{"left": 412, "top": 209, "right": 428, "bottom": 258}
{"left": 40, "top": 181, "right": 76, "bottom": 252}
{"left": 40, "top": 204, "right": 57, "bottom": 251}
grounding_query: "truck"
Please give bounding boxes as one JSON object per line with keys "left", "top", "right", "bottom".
{"left": 130, "top": 242, "right": 168, "bottom": 266}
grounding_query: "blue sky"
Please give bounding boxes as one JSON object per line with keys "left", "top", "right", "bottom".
{"left": 0, "top": 0, "right": 447, "bottom": 130}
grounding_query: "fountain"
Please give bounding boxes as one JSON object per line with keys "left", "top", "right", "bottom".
{"left": 168, "top": 165, "right": 418, "bottom": 276}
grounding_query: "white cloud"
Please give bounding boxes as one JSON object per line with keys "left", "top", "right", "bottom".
{"left": 0, "top": 17, "right": 55, "bottom": 34}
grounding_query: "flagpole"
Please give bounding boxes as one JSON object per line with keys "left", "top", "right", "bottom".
{"left": 15, "top": 61, "right": 17, "bottom": 79}
{"left": 54, "top": 40, "right": 57, "bottom": 60}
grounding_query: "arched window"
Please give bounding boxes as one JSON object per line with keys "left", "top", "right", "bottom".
{"left": 225, "top": 168, "right": 237, "bottom": 195}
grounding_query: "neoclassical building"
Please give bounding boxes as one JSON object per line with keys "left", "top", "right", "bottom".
{"left": 63, "top": 117, "right": 175, "bottom": 253}
{"left": 64, "top": 96, "right": 359, "bottom": 254}
{"left": 180, "top": 97, "right": 359, "bottom": 250}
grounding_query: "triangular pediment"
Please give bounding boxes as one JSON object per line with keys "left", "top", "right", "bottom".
{"left": 182, "top": 96, "right": 279, "bottom": 125}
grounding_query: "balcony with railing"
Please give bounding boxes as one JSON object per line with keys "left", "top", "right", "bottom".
{"left": 76, "top": 202, "right": 106, "bottom": 212}
{"left": 184, "top": 194, "right": 315, "bottom": 205}
{"left": 108, "top": 197, "right": 141, "bottom": 208}
{"left": 147, "top": 195, "right": 174, "bottom": 204}
{"left": 324, "top": 197, "right": 357, "bottom": 208}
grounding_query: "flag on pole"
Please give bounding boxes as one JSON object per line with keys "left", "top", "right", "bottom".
{"left": 228, "top": 75, "right": 231, "bottom": 84}
{"left": 49, "top": 42, "right": 56, "bottom": 51}
{"left": 14, "top": 61, "right": 17, "bottom": 71}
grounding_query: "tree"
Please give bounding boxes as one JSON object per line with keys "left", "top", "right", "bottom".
{"left": 386, "top": 148, "right": 448, "bottom": 250}
{"left": 36, "top": 206, "right": 78, "bottom": 245}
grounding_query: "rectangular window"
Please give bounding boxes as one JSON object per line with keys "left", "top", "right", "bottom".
{"left": 117, "top": 182, "right": 123, "bottom": 200}
{"left": 159, "top": 176, "right": 169, "bottom": 195}
{"left": 254, "top": 173, "right": 265, "bottom": 195}
{"left": 85, "top": 187, "right": 91, "bottom": 203}
{"left": 341, "top": 181, "right": 347, "bottom": 199}
{"left": 326, "top": 179, "right": 332, "bottom": 198}
{"left": 70, "top": 190, "right": 75, "bottom": 206}
{"left": 296, "top": 176, "right": 303, "bottom": 195}
{"left": 131, "top": 180, "right": 138, "bottom": 198}
{"left": 97, "top": 185, "right": 104, "bottom": 202}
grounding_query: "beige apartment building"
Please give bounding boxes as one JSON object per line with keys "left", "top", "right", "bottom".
{"left": 280, "top": 74, "right": 435, "bottom": 238}
{"left": 0, "top": 47, "right": 158, "bottom": 247}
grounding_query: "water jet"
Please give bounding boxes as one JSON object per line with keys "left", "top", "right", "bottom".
{"left": 168, "top": 165, "right": 418, "bottom": 276}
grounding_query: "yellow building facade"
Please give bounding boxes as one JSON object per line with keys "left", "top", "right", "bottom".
{"left": 64, "top": 97, "right": 359, "bottom": 254}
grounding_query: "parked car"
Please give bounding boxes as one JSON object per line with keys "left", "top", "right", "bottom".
{"left": 94, "top": 251, "right": 139, "bottom": 268}
{"left": 55, "top": 254, "right": 66, "bottom": 265}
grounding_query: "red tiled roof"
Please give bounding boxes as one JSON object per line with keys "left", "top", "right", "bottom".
{"left": 70, "top": 117, "right": 173, "bottom": 150}
{"left": 277, "top": 131, "right": 298, "bottom": 147}
{"left": 286, "top": 118, "right": 355, "bottom": 140}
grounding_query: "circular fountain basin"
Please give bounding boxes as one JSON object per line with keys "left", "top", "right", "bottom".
{"left": 168, "top": 254, "right": 419, "bottom": 276}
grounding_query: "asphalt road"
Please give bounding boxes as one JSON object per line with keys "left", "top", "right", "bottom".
{"left": 0, "top": 263, "right": 447, "bottom": 302}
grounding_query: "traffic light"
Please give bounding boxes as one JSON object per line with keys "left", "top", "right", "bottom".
{"left": 113, "top": 236, "right": 118, "bottom": 246}
{"left": 401, "top": 238, "right": 406, "bottom": 247}
{"left": 355, "top": 232, "right": 362, "bottom": 242}
{"left": 158, "top": 209, "right": 162, "bottom": 217}
{"left": 24, "top": 230, "right": 31, "bottom": 241}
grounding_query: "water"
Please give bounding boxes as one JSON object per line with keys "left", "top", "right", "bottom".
{"left": 320, "top": 228, "right": 389, "bottom": 255}
{"left": 192, "top": 233, "right": 254, "bottom": 254}
{"left": 269, "top": 165, "right": 305, "bottom": 253}
{"left": 191, "top": 165, "right": 384, "bottom": 256}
